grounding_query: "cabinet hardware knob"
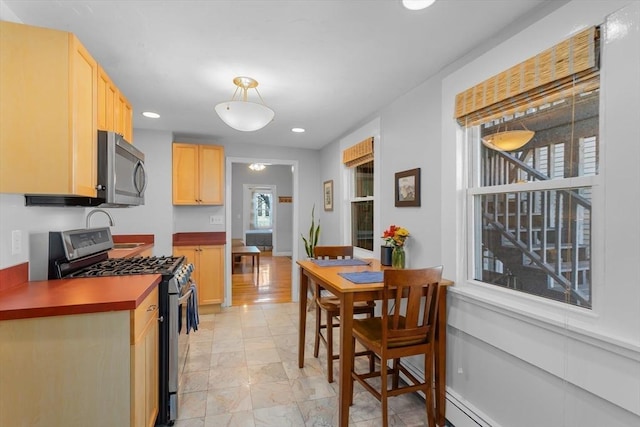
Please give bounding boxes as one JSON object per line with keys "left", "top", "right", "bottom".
{"left": 158, "top": 316, "right": 164, "bottom": 322}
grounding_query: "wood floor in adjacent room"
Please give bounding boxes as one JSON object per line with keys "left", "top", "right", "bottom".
{"left": 232, "top": 251, "right": 292, "bottom": 306}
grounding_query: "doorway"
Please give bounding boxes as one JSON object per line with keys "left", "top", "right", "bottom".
{"left": 224, "top": 157, "right": 299, "bottom": 307}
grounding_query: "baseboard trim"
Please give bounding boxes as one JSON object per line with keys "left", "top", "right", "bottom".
{"left": 446, "top": 388, "right": 501, "bottom": 427}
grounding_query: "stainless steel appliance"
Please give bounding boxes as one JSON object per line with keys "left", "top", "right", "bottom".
{"left": 46, "top": 227, "right": 193, "bottom": 426}
{"left": 25, "top": 131, "right": 147, "bottom": 207}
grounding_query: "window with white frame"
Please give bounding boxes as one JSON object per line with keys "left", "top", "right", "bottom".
{"left": 252, "top": 190, "right": 273, "bottom": 229}
{"left": 456, "top": 27, "right": 600, "bottom": 309}
{"left": 343, "top": 137, "right": 375, "bottom": 252}
{"left": 350, "top": 160, "right": 374, "bottom": 251}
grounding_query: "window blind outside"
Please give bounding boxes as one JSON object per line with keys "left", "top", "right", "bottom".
{"left": 343, "top": 137, "right": 374, "bottom": 168}
{"left": 455, "top": 26, "right": 600, "bottom": 127}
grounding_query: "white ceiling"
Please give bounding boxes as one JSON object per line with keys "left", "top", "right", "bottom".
{"left": 3, "top": 0, "right": 566, "bottom": 150}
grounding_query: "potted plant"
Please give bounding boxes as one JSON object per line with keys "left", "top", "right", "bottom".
{"left": 301, "top": 204, "right": 320, "bottom": 258}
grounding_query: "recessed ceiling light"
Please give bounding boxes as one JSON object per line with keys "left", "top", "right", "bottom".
{"left": 142, "top": 111, "right": 160, "bottom": 119}
{"left": 402, "top": 0, "right": 436, "bottom": 11}
{"left": 291, "top": 128, "right": 305, "bottom": 133}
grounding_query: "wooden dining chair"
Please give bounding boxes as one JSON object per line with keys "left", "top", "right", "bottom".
{"left": 312, "top": 245, "right": 376, "bottom": 383}
{"left": 350, "top": 265, "right": 443, "bottom": 427}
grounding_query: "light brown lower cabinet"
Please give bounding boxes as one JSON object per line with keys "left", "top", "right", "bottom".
{"left": 173, "top": 245, "right": 224, "bottom": 305}
{"left": 0, "top": 288, "right": 159, "bottom": 427}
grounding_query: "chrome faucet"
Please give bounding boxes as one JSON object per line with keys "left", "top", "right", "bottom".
{"left": 86, "top": 209, "right": 115, "bottom": 228}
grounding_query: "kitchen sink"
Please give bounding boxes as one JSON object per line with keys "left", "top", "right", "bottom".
{"left": 112, "top": 242, "right": 145, "bottom": 249}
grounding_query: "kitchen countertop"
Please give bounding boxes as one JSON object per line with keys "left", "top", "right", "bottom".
{"left": 0, "top": 274, "right": 161, "bottom": 321}
{"left": 173, "top": 231, "right": 226, "bottom": 246}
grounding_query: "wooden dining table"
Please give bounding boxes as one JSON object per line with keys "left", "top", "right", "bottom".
{"left": 297, "top": 258, "right": 453, "bottom": 427}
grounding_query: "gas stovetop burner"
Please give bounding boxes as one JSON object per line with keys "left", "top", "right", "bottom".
{"left": 66, "top": 256, "right": 185, "bottom": 278}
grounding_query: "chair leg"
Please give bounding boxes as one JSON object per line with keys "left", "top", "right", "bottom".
{"left": 313, "top": 304, "right": 321, "bottom": 358}
{"left": 350, "top": 336, "right": 356, "bottom": 406}
{"left": 392, "top": 358, "right": 400, "bottom": 389}
{"left": 425, "top": 352, "right": 436, "bottom": 427}
{"left": 381, "top": 356, "right": 389, "bottom": 427}
{"left": 326, "top": 310, "right": 334, "bottom": 383}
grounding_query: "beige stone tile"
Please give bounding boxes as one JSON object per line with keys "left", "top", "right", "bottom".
{"left": 248, "top": 362, "right": 289, "bottom": 384}
{"left": 177, "top": 391, "right": 208, "bottom": 420}
{"left": 290, "top": 376, "right": 336, "bottom": 402}
{"left": 242, "top": 325, "right": 271, "bottom": 339}
{"left": 212, "top": 338, "right": 245, "bottom": 354}
{"left": 282, "top": 358, "right": 324, "bottom": 381}
{"left": 209, "top": 366, "right": 250, "bottom": 389}
{"left": 210, "top": 350, "right": 246, "bottom": 368}
{"left": 175, "top": 417, "right": 205, "bottom": 427}
{"left": 243, "top": 336, "right": 276, "bottom": 351}
{"left": 296, "top": 396, "right": 339, "bottom": 426}
{"left": 181, "top": 370, "right": 210, "bottom": 393}
{"left": 246, "top": 347, "right": 281, "bottom": 366}
{"left": 253, "top": 403, "right": 305, "bottom": 426}
{"left": 204, "top": 410, "right": 255, "bottom": 427}
{"left": 205, "top": 385, "right": 252, "bottom": 416}
{"left": 250, "top": 380, "right": 296, "bottom": 410}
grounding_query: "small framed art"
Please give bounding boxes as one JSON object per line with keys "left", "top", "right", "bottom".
{"left": 395, "top": 168, "right": 420, "bottom": 207}
{"left": 323, "top": 180, "right": 334, "bottom": 211}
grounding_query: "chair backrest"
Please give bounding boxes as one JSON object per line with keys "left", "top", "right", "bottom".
{"left": 313, "top": 245, "right": 354, "bottom": 259}
{"left": 381, "top": 266, "right": 443, "bottom": 347}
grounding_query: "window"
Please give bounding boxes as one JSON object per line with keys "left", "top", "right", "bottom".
{"left": 350, "top": 161, "right": 374, "bottom": 251}
{"left": 252, "top": 191, "right": 272, "bottom": 229}
{"left": 468, "top": 88, "right": 598, "bottom": 308}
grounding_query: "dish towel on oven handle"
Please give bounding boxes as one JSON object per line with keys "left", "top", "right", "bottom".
{"left": 186, "top": 282, "right": 199, "bottom": 334}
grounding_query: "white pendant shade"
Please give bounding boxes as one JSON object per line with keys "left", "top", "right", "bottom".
{"left": 481, "top": 130, "right": 534, "bottom": 152}
{"left": 215, "top": 101, "right": 275, "bottom": 132}
{"left": 215, "top": 76, "right": 275, "bottom": 132}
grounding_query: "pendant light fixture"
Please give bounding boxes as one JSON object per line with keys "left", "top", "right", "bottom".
{"left": 482, "top": 125, "right": 535, "bottom": 152}
{"left": 215, "top": 76, "right": 275, "bottom": 132}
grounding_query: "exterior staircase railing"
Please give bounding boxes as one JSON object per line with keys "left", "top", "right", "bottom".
{"left": 481, "top": 147, "right": 592, "bottom": 306}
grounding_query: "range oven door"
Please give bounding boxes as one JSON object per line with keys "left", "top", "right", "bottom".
{"left": 168, "top": 283, "right": 192, "bottom": 421}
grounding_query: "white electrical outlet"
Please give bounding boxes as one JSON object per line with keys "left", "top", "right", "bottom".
{"left": 11, "top": 230, "right": 22, "bottom": 255}
{"left": 209, "top": 215, "right": 224, "bottom": 225}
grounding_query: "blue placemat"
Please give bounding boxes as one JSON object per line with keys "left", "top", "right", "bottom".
{"left": 311, "top": 258, "right": 371, "bottom": 267}
{"left": 338, "top": 271, "right": 384, "bottom": 284}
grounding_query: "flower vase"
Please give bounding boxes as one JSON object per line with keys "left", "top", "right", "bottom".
{"left": 380, "top": 245, "right": 393, "bottom": 266}
{"left": 392, "top": 247, "right": 406, "bottom": 269}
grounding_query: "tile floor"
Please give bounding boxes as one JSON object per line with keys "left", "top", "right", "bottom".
{"left": 174, "top": 302, "right": 438, "bottom": 427}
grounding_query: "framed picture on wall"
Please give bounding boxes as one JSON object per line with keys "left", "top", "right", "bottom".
{"left": 323, "top": 180, "right": 334, "bottom": 211}
{"left": 395, "top": 168, "right": 420, "bottom": 207}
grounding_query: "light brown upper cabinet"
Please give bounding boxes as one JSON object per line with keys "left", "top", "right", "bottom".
{"left": 172, "top": 143, "right": 225, "bottom": 205}
{"left": 98, "top": 65, "right": 134, "bottom": 143}
{"left": 0, "top": 21, "right": 98, "bottom": 197}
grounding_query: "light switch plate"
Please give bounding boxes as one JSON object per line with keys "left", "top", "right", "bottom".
{"left": 209, "top": 215, "right": 224, "bottom": 225}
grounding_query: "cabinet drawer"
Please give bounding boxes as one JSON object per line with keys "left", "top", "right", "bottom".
{"left": 131, "top": 287, "right": 159, "bottom": 343}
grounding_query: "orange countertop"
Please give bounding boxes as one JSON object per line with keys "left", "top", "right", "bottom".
{"left": 0, "top": 274, "right": 161, "bottom": 321}
{"left": 173, "top": 231, "right": 226, "bottom": 246}
{"left": 107, "top": 242, "right": 154, "bottom": 259}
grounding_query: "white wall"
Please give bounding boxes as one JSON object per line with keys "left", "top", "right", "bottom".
{"left": 315, "top": 1, "right": 640, "bottom": 426}
{"left": 440, "top": 1, "right": 640, "bottom": 426}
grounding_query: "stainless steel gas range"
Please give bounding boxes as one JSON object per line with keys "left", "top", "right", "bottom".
{"left": 45, "top": 227, "right": 194, "bottom": 426}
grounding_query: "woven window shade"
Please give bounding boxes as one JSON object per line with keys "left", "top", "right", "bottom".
{"left": 455, "top": 26, "right": 600, "bottom": 127}
{"left": 343, "top": 137, "right": 374, "bottom": 168}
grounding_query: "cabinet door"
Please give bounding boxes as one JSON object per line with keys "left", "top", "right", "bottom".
{"left": 97, "top": 66, "right": 116, "bottom": 131}
{"left": 199, "top": 145, "right": 225, "bottom": 205}
{"left": 198, "top": 246, "right": 225, "bottom": 305}
{"left": 70, "top": 34, "right": 98, "bottom": 197}
{"left": 173, "top": 246, "right": 200, "bottom": 302}
{"left": 132, "top": 288, "right": 159, "bottom": 427}
{"left": 0, "top": 22, "right": 97, "bottom": 196}
{"left": 116, "top": 91, "right": 133, "bottom": 143}
{"left": 172, "top": 144, "right": 200, "bottom": 205}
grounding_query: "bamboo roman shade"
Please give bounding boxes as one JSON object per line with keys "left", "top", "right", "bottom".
{"left": 343, "top": 137, "right": 374, "bottom": 168}
{"left": 455, "top": 26, "right": 600, "bottom": 127}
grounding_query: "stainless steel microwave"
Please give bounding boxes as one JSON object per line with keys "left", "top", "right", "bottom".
{"left": 96, "top": 130, "right": 146, "bottom": 207}
{"left": 25, "top": 131, "right": 147, "bottom": 207}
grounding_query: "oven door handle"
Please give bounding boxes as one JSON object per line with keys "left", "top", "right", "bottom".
{"left": 178, "top": 288, "right": 193, "bottom": 305}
